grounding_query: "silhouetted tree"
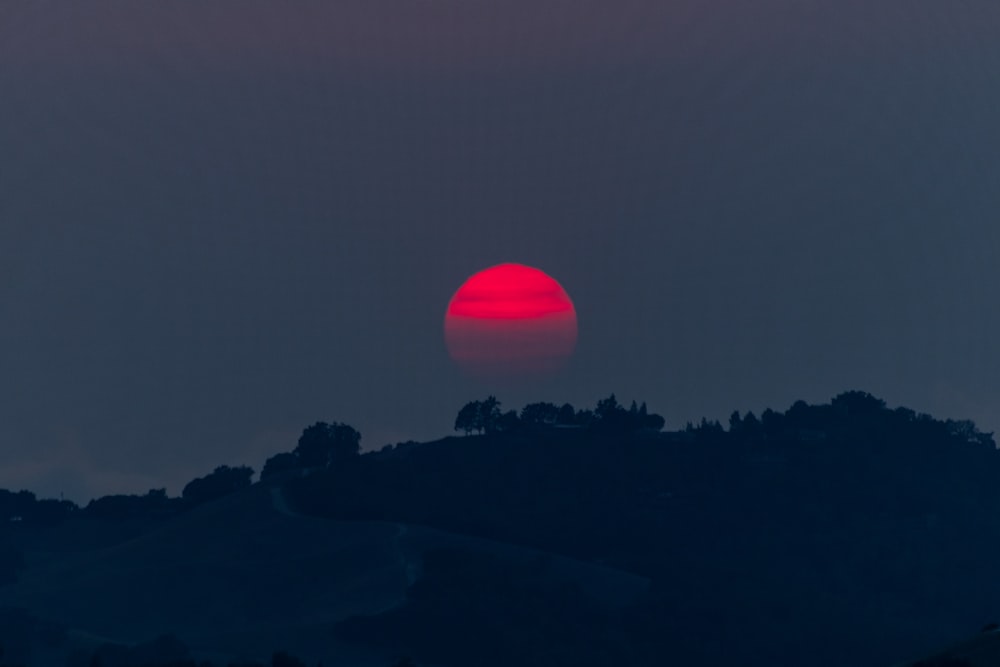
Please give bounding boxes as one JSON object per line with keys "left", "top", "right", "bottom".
{"left": 454, "top": 397, "right": 503, "bottom": 435}
{"left": 595, "top": 394, "right": 622, "bottom": 421}
{"left": 592, "top": 394, "right": 630, "bottom": 431}
{"left": 261, "top": 452, "right": 300, "bottom": 480}
{"left": 946, "top": 419, "right": 996, "bottom": 448}
{"left": 729, "top": 410, "right": 764, "bottom": 437}
{"left": 0, "top": 488, "right": 79, "bottom": 525}
{"left": 729, "top": 410, "right": 742, "bottom": 431}
{"left": 33, "top": 497, "right": 77, "bottom": 523}
{"left": 643, "top": 412, "right": 666, "bottom": 432}
{"left": 0, "top": 490, "right": 36, "bottom": 522}
{"left": 182, "top": 465, "right": 254, "bottom": 506}
{"left": 590, "top": 395, "right": 663, "bottom": 432}
{"left": 696, "top": 417, "right": 724, "bottom": 434}
{"left": 520, "top": 402, "right": 560, "bottom": 426}
{"left": 638, "top": 402, "right": 666, "bottom": 431}
{"left": 831, "top": 390, "right": 886, "bottom": 416}
{"left": 498, "top": 410, "right": 520, "bottom": 433}
{"left": 479, "top": 396, "right": 502, "bottom": 433}
{"left": 294, "top": 422, "right": 361, "bottom": 469}
{"left": 760, "top": 408, "right": 783, "bottom": 436}
{"left": 454, "top": 401, "right": 480, "bottom": 435}
{"left": 557, "top": 403, "right": 576, "bottom": 425}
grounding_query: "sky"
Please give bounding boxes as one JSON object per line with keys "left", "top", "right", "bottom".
{"left": 2, "top": 1, "right": 1000, "bottom": 501}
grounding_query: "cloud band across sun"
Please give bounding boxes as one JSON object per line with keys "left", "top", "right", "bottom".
{"left": 444, "top": 263, "right": 577, "bottom": 379}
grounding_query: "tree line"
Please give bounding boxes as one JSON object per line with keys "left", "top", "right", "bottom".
{"left": 2, "top": 390, "right": 992, "bottom": 532}
{"left": 453, "top": 394, "right": 666, "bottom": 435}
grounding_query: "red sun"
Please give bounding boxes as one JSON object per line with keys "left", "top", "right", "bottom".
{"left": 444, "top": 263, "right": 578, "bottom": 379}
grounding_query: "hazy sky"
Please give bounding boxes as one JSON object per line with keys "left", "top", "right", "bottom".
{"left": 2, "top": 1, "right": 1000, "bottom": 501}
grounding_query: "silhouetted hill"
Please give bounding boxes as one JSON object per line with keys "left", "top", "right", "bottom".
{"left": 1, "top": 390, "right": 999, "bottom": 666}
{"left": 0, "top": 472, "right": 646, "bottom": 666}
{"left": 283, "top": 391, "right": 1000, "bottom": 666}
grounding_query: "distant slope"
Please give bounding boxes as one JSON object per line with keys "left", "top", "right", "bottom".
{"left": 0, "top": 479, "right": 648, "bottom": 666}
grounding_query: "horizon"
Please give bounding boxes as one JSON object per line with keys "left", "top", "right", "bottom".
{"left": 9, "top": 387, "right": 994, "bottom": 505}
{"left": 10, "top": 385, "right": 991, "bottom": 504}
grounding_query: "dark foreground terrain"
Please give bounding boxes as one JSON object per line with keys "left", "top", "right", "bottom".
{"left": 1, "top": 391, "right": 999, "bottom": 666}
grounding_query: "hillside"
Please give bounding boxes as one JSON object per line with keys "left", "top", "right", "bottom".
{"left": 1, "top": 390, "right": 999, "bottom": 666}
{"left": 0, "top": 478, "right": 647, "bottom": 666}
{"left": 285, "top": 392, "right": 1000, "bottom": 667}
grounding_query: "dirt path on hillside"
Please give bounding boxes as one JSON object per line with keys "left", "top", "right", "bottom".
{"left": 269, "top": 485, "right": 298, "bottom": 518}
{"left": 394, "top": 522, "right": 419, "bottom": 587}
{"left": 269, "top": 484, "right": 420, "bottom": 604}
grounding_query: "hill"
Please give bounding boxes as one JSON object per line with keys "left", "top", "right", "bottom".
{"left": 285, "top": 392, "right": 1000, "bottom": 666}
{"left": 0, "top": 476, "right": 647, "bottom": 666}
{"left": 1, "top": 390, "right": 1000, "bottom": 666}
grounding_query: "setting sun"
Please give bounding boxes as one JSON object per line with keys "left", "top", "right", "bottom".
{"left": 444, "top": 263, "right": 578, "bottom": 379}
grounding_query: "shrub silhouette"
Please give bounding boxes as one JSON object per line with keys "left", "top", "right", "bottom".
{"left": 520, "top": 402, "right": 560, "bottom": 426}
{"left": 454, "top": 397, "right": 503, "bottom": 435}
{"left": 84, "top": 489, "right": 178, "bottom": 520}
{"left": 261, "top": 452, "right": 300, "bottom": 480}
{"left": 182, "top": 465, "right": 253, "bottom": 506}
{"left": 557, "top": 403, "right": 577, "bottom": 425}
{"left": 294, "top": 422, "right": 361, "bottom": 469}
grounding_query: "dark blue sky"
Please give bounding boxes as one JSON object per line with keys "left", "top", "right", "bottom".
{"left": 2, "top": 1, "right": 999, "bottom": 500}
